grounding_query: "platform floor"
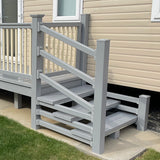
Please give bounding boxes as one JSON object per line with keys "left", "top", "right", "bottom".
{"left": 0, "top": 91, "right": 160, "bottom": 160}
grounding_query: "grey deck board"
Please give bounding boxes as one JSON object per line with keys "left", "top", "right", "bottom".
{"left": 71, "top": 129, "right": 92, "bottom": 141}
{"left": 53, "top": 99, "right": 120, "bottom": 122}
{"left": 104, "top": 112, "right": 137, "bottom": 136}
{"left": 71, "top": 111, "right": 137, "bottom": 140}
{"left": 37, "top": 85, "right": 94, "bottom": 105}
{"left": 41, "top": 73, "right": 78, "bottom": 86}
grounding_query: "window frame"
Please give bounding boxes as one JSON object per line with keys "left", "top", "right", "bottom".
{"left": 53, "top": 0, "right": 82, "bottom": 21}
{"left": 151, "top": 0, "right": 160, "bottom": 22}
{"left": 0, "top": 0, "right": 23, "bottom": 63}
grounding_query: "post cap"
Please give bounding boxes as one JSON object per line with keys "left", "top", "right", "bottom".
{"left": 30, "top": 14, "right": 45, "bottom": 18}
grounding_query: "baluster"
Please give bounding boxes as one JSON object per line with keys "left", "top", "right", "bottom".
{"left": 29, "top": 29, "right": 32, "bottom": 75}
{"left": 10, "top": 29, "right": 13, "bottom": 72}
{"left": 2, "top": 29, "right": 5, "bottom": 70}
{"left": 6, "top": 29, "right": 9, "bottom": 71}
{"left": 15, "top": 29, "right": 18, "bottom": 72}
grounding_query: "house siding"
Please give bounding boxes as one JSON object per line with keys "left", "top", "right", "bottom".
{"left": 83, "top": 0, "right": 160, "bottom": 92}
{"left": 23, "top": 0, "right": 53, "bottom": 22}
{"left": 23, "top": 0, "right": 160, "bottom": 92}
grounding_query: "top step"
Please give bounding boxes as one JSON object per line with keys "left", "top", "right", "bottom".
{"left": 37, "top": 85, "right": 94, "bottom": 105}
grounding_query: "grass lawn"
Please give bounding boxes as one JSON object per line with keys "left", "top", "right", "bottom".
{"left": 0, "top": 116, "right": 99, "bottom": 160}
{"left": 136, "top": 149, "right": 160, "bottom": 160}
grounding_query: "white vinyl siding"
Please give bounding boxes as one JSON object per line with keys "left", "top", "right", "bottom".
{"left": 84, "top": 0, "right": 160, "bottom": 92}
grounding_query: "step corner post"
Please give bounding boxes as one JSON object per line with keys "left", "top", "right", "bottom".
{"left": 92, "top": 39, "right": 110, "bottom": 154}
{"left": 76, "top": 14, "right": 90, "bottom": 78}
{"left": 30, "top": 14, "right": 45, "bottom": 130}
{"left": 137, "top": 95, "right": 150, "bottom": 131}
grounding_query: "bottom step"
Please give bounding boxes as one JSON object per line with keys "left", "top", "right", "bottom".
{"left": 71, "top": 111, "right": 137, "bottom": 140}
{"left": 53, "top": 98, "right": 120, "bottom": 122}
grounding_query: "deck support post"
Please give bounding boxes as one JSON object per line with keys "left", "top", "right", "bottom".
{"left": 110, "top": 130, "right": 120, "bottom": 139}
{"left": 92, "top": 40, "right": 110, "bottom": 154}
{"left": 30, "top": 14, "right": 44, "bottom": 129}
{"left": 137, "top": 95, "right": 150, "bottom": 131}
{"left": 14, "top": 93, "right": 22, "bottom": 109}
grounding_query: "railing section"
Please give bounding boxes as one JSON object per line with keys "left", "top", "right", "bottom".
{"left": 43, "top": 26, "right": 78, "bottom": 73}
{"left": 31, "top": 14, "right": 110, "bottom": 154}
{"left": 0, "top": 24, "right": 32, "bottom": 76}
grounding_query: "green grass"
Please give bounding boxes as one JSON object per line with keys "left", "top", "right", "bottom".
{"left": 0, "top": 116, "right": 99, "bottom": 160}
{"left": 136, "top": 149, "right": 160, "bottom": 160}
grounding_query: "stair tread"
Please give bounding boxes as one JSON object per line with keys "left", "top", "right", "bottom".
{"left": 71, "top": 111, "right": 137, "bottom": 140}
{"left": 104, "top": 111, "right": 137, "bottom": 135}
{"left": 41, "top": 73, "right": 78, "bottom": 86}
{"left": 37, "top": 85, "right": 94, "bottom": 105}
{"left": 53, "top": 99, "right": 120, "bottom": 122}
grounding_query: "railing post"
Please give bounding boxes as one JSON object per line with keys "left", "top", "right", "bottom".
{"left": 92, "top": 39, "right": 110, "bottom": 154}
{"left": 76, "top": 14, "right": 90, "bottom": 74}
{"left": 30, "top": 14, "right": 44, "bottom": 129}
{"left": 137, "top": 95, "right": 150, "bottom": 131}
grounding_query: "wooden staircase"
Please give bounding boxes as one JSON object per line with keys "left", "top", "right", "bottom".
{"left": 30, "top": 15, "right": 150, "bottom": 154}
{"left": 36, "top": 81, "right": 138, "bottom": 145}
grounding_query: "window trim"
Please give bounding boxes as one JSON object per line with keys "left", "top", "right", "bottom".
{"left": 53, "top": 0, "right": 83, "bottom": 21}
{"left": 151, "top": 0, "right": 160, "bottom": 22}
{"left": 0, "top": 0, "right": 23, "bottom": 63}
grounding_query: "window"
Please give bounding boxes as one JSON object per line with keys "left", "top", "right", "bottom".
{"left": 53, "top": 0, "right": 82, "bottom": 21}
{"left": 151, "top": 0, "right": 160, "bottom": 21}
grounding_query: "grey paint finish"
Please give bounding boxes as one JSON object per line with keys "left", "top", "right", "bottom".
{"left": 92, "top": 40, "right": 110, "bottom": 154}
{"left": 38, "top": 84, "right": 93, "bottom": 105}
{"left": 79, "top": 14, "right": 90, "bottom": 74}
{"left": 14, "top": 93, "right": 22, "bottom": 109}
{"left": 40, "top": 25, "right": 96, "bottom": 57}
{"left": 30, "top": 14, "right": 44, "bottom": 129}
{"left": 137, "top": 95, "right": 150, "bottom": 131}
{"left": 36, "top": 109, "right": 92, "bottom": 133}
{"left": 40, "top": 50, "right": 94, "bottom": 85}
{"left": 37, "top": 119, "right": 91, "bottom": 145}
{"left": 39, "top": 73, "right": 93, "bottom": 111}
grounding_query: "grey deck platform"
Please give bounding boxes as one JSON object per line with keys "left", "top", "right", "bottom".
{"left": 0, "top": 72, "right": 81, "bottom": 97}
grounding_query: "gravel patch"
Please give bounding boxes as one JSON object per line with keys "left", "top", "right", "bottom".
{"left": 148, "top": 111, "right": 160, "bottom": 133}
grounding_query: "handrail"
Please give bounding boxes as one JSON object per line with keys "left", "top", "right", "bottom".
{"left": 107, "top": 92, "right": 139, "bottom": 104}
{"left": 0, "top": 23, "right": 32, "bottom": 28}
{"left": 40, "top": 50, "right": 95, "bottom": 85}
{"left": 40, "top": 25, "right": 96, "bottom": 57}
{"left": 41, "top": 22, "right": 81, "bottom": 28}
{"left": 39, "top": 73, "right": 93, "bottom": 112}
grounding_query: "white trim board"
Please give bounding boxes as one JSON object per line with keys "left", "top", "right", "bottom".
{"left": 0, "top": 0, "right": 24, "bottom": 62}
{"left": 151, "top": 0, "right": 160, "bottom": 22}
{"left": 53, "top": 0, "right": 83, "bottom": 22}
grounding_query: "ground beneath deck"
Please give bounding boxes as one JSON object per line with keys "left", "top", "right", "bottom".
{"left": 0, "top": 91, "right": 160, "bottom": 160}
{"left": 148, "top": 112, "right": 160, "bottom": 133}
